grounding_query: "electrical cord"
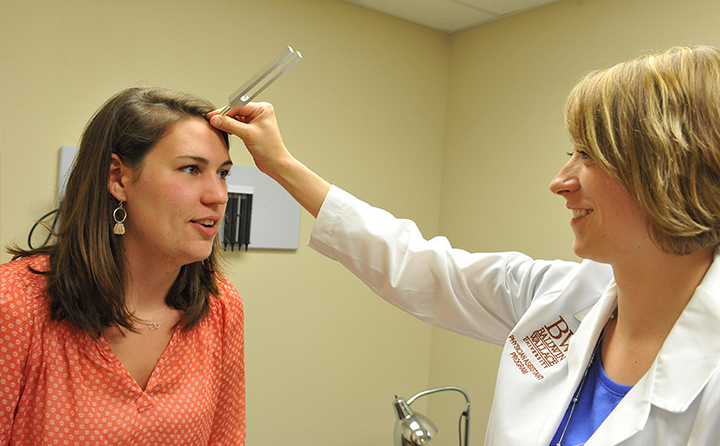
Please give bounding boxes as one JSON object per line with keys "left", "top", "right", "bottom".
{"left": 27, "top": 208, "right": 60, "bottom": 249}
{"left": 458, "top": 411, "right": 468, "bottom": 446}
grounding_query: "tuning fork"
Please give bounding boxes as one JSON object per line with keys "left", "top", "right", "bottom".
{"left": 218, "top": 46, "right": 303, "bottom": 115}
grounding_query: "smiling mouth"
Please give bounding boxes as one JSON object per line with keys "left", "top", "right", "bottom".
{"left": 572, "top": 209, "right": 593, "bottom": 218}
{"left": 196, "top": 220, "right": 216, "bottom": 228}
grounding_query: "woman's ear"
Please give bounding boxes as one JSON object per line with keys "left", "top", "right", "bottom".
{"left": 108, "top": 154, "right": 129, "bottom": 202}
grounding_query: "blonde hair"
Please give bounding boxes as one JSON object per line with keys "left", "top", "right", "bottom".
{"left": 565, "top": 46, "right": 720, "bottom": 255}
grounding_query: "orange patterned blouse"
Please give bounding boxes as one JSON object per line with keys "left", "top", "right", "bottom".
{"left": 0, "top": 255, "right": 245, "bottom": 445}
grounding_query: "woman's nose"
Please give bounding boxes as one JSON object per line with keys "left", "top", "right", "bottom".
{"left": 203, "top": 177, "right": 229, "bottom": 205}
{"left": 549, "top": 158, "right": 580, "bottom": 196}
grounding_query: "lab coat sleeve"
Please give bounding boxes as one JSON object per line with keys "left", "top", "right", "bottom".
{"left": 308, "top": 186, "right": 582, "bottom": 345}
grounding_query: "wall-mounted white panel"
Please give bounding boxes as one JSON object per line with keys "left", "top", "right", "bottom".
{"left": 225, "top": 164, "right": 301, "bottom": 250}
{"left": 57, "top": 145, "right": 77, "bottom": 206}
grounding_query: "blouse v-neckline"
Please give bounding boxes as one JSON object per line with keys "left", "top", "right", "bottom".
{"left": 96, "top": 327, "right": 181, "bottom": 394}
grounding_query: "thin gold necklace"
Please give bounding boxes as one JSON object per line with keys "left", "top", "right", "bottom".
{"left": 556, "top": 309, "right": 617, "bottom": 446}
{"left": 137, "top": 306, "right": 171, "bottom": 330}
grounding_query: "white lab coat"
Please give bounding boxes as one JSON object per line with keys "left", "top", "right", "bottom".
{"left": 308, "top": 186, "right": 720, "bottom": 446}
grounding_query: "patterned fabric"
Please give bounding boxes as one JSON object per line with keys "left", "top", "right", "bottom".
{"left": 0, "top": 255, "right": 245, "bottom": 445}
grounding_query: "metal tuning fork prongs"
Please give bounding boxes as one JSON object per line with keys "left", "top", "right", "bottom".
{"left": 218, "top": 46, "right": 303, "bottom": 115}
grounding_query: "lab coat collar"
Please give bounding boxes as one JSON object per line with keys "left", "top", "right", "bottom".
{"left": 648, "top": 252, "right": 720, "bottom": 413}
{"left": 574, "top": 253, "right": 720, "bottom": 413}
{"left": 590, "top": 252, "right": 720, "bottom": 444}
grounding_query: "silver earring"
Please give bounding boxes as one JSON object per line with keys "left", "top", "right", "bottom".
{"left": 113, "top": 202, "right": 127, "bottom": 235}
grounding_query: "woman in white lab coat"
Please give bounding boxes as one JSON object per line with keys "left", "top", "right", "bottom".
{"left": 210, "top": 45, "right": 720, "bottom": 445}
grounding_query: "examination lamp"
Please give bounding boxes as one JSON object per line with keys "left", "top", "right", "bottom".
{"left": 393, "top": 386, "right": 470, "bottom": 446}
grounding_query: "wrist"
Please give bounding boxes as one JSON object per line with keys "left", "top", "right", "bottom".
{"left": 257, "top": 153, "right": 298, "bottom": 183}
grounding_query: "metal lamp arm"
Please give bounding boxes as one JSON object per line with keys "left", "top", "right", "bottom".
{"left": 406, "top": 386, "right": 470, "bottom": 446}
{"left": 407, "top": 386, "right": 470, "bottom": 413}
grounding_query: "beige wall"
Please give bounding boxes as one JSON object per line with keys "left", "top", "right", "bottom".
{"left": 3, "top": 0, "right": 720, "bottom": 444}
{"left": 0, "top": 0, "right": 447, "bottom": 444}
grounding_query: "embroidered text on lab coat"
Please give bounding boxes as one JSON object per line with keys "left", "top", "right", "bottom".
{"left": 508, "top": 315, "right": 574, "bottom": 380}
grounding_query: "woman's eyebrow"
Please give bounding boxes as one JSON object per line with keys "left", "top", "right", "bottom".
{"left": 176, "top": 154, "right": 233, "bottom": 167}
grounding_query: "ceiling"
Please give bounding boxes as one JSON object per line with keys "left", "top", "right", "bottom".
{"left": 340, "top": 0, "right": 562, "bottom": 33}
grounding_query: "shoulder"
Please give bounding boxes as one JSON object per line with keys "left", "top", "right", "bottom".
{"left": 0, "top": 255, "right": 52, "bottom": 357}
{"left": 526, "top": 258, "right": 613, "bottom": 297}
{"left": 1, "top": 255, "right": 50, "bottom": 313}
{"left": 1, "top": 254, "right": 49, "bottom": 284}
{"left": 215, "top": 275, "right": 242, "bottom": 310}
{"left": 206, "top": 274, "right": 243, "bottom": 328}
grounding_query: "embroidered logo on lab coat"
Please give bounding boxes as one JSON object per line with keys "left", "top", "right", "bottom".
{"left": 508, "top": 315, "right": 574, "bottom": 381}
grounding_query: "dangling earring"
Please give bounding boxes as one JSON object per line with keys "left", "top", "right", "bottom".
{"left": 113, "top": 201, "right": 127, "bottom": 235}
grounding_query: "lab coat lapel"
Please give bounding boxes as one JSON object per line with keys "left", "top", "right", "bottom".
{"left": 536, "top": 282, "right": 619, "bottom": 446}
{"left": 584, "top": 370, "right": 652, "bottom": 445}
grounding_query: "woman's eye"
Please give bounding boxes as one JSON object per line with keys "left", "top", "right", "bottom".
{"left": 567, "top": 150, "right": 591, "bottom": 160}
{"left": 218, "top": 169, "right": 230, "bottom": 180}
{"left": 181, "top": 165, "right": 199, "bottom": 175}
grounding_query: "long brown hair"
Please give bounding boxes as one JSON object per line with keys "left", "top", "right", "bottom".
{"left": 8, "top": 87, "right": 229, "bottom": 337}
